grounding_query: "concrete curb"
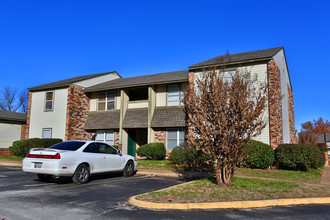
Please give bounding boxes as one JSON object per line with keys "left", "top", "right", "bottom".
{"left": 128, "top": 181, "right": 330, "bottom": 210}
{"left": 129, "top": 195, "right": 330, "bottom": 210}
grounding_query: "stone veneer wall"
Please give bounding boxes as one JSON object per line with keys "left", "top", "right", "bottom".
{"left": 0, "top": 149, "right": 13, "bottom": 156}
{"left": 65, "top": 85, "right": 94, "bottom": 140}
{"left": 187, "top": 72, "right": 194, "bottom": 139}
{"left": 114, "top": 131, "right": 119, "bottom": 145}
{"left": 287, "top": 84, "right": 297, "bottom": 144}
{"left": 268, "top": 60, "right": 283, "bottom": 148}
{"left": 21, "top": 124, "right": 27, "bottom": 140}
{"left": 24, "top": 92, "right": 32, "bottom": 139}
{"left": 154, "top": 128, "right": 166, "bottom": 144}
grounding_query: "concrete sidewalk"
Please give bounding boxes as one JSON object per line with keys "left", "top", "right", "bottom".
{"left": 321, "top": 166, "right": 330, "bottom": 185}
{"left": 0, "top": 160, "right": 22, "bottom": 167}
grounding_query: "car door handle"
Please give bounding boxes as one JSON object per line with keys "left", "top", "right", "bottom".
{"left": 103, "top": 157, "right": 106, "bottom": 159}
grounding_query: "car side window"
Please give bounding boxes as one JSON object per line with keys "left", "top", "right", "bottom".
{"left": 83, "top": 143, "right": 100, "bottom": 153}
{"left": 96, "top": 143, "right": 117, "bottom": 154}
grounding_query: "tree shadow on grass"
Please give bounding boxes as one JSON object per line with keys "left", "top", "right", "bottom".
{"left": 172, "top": 166, "right": 215, "bottom": 181}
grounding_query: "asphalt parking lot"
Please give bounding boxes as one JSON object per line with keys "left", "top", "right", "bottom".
{"left": 1, "top": 166, "right": 330, "bottom": 220}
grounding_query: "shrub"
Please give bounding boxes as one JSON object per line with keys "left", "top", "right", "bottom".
{"left": 242, "top": 140, "right": 274, "bottom": 169}
{"left": 112, "top": 145, "right": 119, "bottom": 150}
{"left": 136, "top": 143, "right": 166, "bottom": 160}
{"left": 9, "top": 138, "right": 63, "bottom": 157}
{"left": 169, "top": 142, "right": 213, "bottom": 171}
{"left": 275, "top": 144, "right": 325, "bottom": 171}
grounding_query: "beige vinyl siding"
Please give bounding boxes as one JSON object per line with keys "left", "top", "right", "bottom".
{"left": 156, "top": 84, "right": 167, "bottom": 107}
{"left": 193, "top": 63, "right": 270, "bottom": 145}
{"left": 116, "top": 89, "right": 121, "bottom": 110}
{"left": 239, "top": 64, "right": 270, "bottom": 145}
{"left": 89, "top": 92, "right": 97, "bottom": 111}
{"left": 273, "top": 49, "right": 290, "bottom": 144}
{"left": 128, "top": 101, "right": 148, "bottom": 109}
{"left": 29, "top": 88, "right": 68, "bottom": 140}
{"left": 0, "top": 123, "right": 22, "bottom": 148}
{"left": 73, "top": 72, "right": 120, "bottom": 88}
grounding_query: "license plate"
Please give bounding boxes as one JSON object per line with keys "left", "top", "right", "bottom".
{"left": 34, "top": 163, "right": 42, "bottom": 168}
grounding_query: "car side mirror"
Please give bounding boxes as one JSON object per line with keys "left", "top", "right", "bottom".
{"left": 117, "top": 150, "right": 122, "bottom": 156}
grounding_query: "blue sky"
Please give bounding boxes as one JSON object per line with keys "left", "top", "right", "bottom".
{"left": 0, "top": 0, "right": 329, "bottom": 130}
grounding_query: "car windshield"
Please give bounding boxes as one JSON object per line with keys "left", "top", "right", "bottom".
{"left": 49, "top": 141, "right": 86, "bottom": 151}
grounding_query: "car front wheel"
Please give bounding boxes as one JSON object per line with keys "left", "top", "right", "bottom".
{"left": 72, "top": 164, "right": 90, "bottom": 184}
{"left": 123, "top": 161, "right": 134, "bottom": 177}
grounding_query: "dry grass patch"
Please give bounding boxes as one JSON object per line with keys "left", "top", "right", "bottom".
{"left": 137, "top": 177, "right": 330, "bottom": 203}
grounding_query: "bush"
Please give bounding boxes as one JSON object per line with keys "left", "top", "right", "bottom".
{"left": 136, "top": 143, "right": 166, "bottom": 160}
{"left": 9, "top": 138, "right": 63, "bottom": 157}
{"left": 169, "top": 143, "right": 213, "bottom": 171}
{"left": 275, "top": 144, "right": 325, "bottom": 171}
{"left": 242, "top": 140, "right": 274, "bottom": 169}
{"left": 112, "top": 145, "right": 119, "bottom": 150}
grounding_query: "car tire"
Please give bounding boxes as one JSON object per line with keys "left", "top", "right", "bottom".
{"left": 37, "top": 174, "right": 52, "bottom": 182}
{"left": 123, "top": 161, "right": 134, "bottom": 177}
{"left": 72, "top": 164, "right": 90, "bottom": 184}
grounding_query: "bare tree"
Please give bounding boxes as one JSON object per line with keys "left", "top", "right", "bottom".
{"left": 298, "top": 132, "right": 318, "bottom": 146}
{"left": 0, "top": 86, "right": 29, "bottom": 113}
{"left": 184, "top": 67, "right": 267, "bottom": 186}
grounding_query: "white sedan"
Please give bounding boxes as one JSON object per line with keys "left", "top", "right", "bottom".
{"left": 22, "top": 141, "right": 138, "bottom": 184}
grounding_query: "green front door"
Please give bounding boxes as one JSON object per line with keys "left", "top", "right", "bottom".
{"left": 128, "top": 130, "right": 136, "bottom": 157}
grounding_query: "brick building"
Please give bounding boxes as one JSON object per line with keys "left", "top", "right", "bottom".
{"left": 25, "top": 47, "right": 296, "bottom": 156}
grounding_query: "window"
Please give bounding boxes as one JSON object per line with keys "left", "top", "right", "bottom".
{"left": 44, "top": 91, "right": 54, "bottom": 111}
{"left": 96, "top": 143, "right": 118, "bottom": 154}
{"left": 97, "top": 92, "right": 116, "bottom": 111}
{"left": 129, "top": 87, "right": 148, "bottom": 101}
{"left": 166, "top": 128, "right": 185, "bottom": 150}
{"left": 167, "top": 84, "right": 184, "bottom": 106}
{"left": 95, "top": 130, "right": 114, "bottom": 146}
{"left": 83, "top": 143, "right": 117, "bottom": 154}
{"left": 50, "top": 141, "right": 85, "bottom": 151}
{"left": 83, "top": 143, "right": 100, "bottom": 153}
{"left": 221, "top": 69, "right": 236, "bottom": 84}
{"left": 42, "top": 128, "right": 52, "bottom": 139}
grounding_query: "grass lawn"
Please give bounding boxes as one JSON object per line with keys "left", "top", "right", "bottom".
{"left": 137, "top": 176, "right": 330, "bottom": 203}
{"left": 0, "top": 156, "right": 24, "bottom": 161}
{"left": 137, "top": 159, "right": 172, "bottom": 169}
{"left": 235, "top": 167, "right": 323, "bottom": 183}
{"left": 136, "top": 159, "right": 323, "bottom": 183}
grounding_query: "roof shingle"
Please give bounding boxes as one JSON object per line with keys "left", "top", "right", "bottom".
{"left": 84, "top": 70, "right": 189, "bottom": 92}
{"left": 28, "top": 71, "right": 118, "bottom": 91}
{"left": 189, "top": 47, "right": 283, "bottom": 68}
{"left": 0, "top": 111, "right": 26, "bottom": 122}
{"left": 151, "top": 107, "right": 186, "bottom": 128}
{"left": 84, "top": 111, "right": 120, "bottom": 130}
{"left": 122, "top": 109, "right": 148, "bottom": 128}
